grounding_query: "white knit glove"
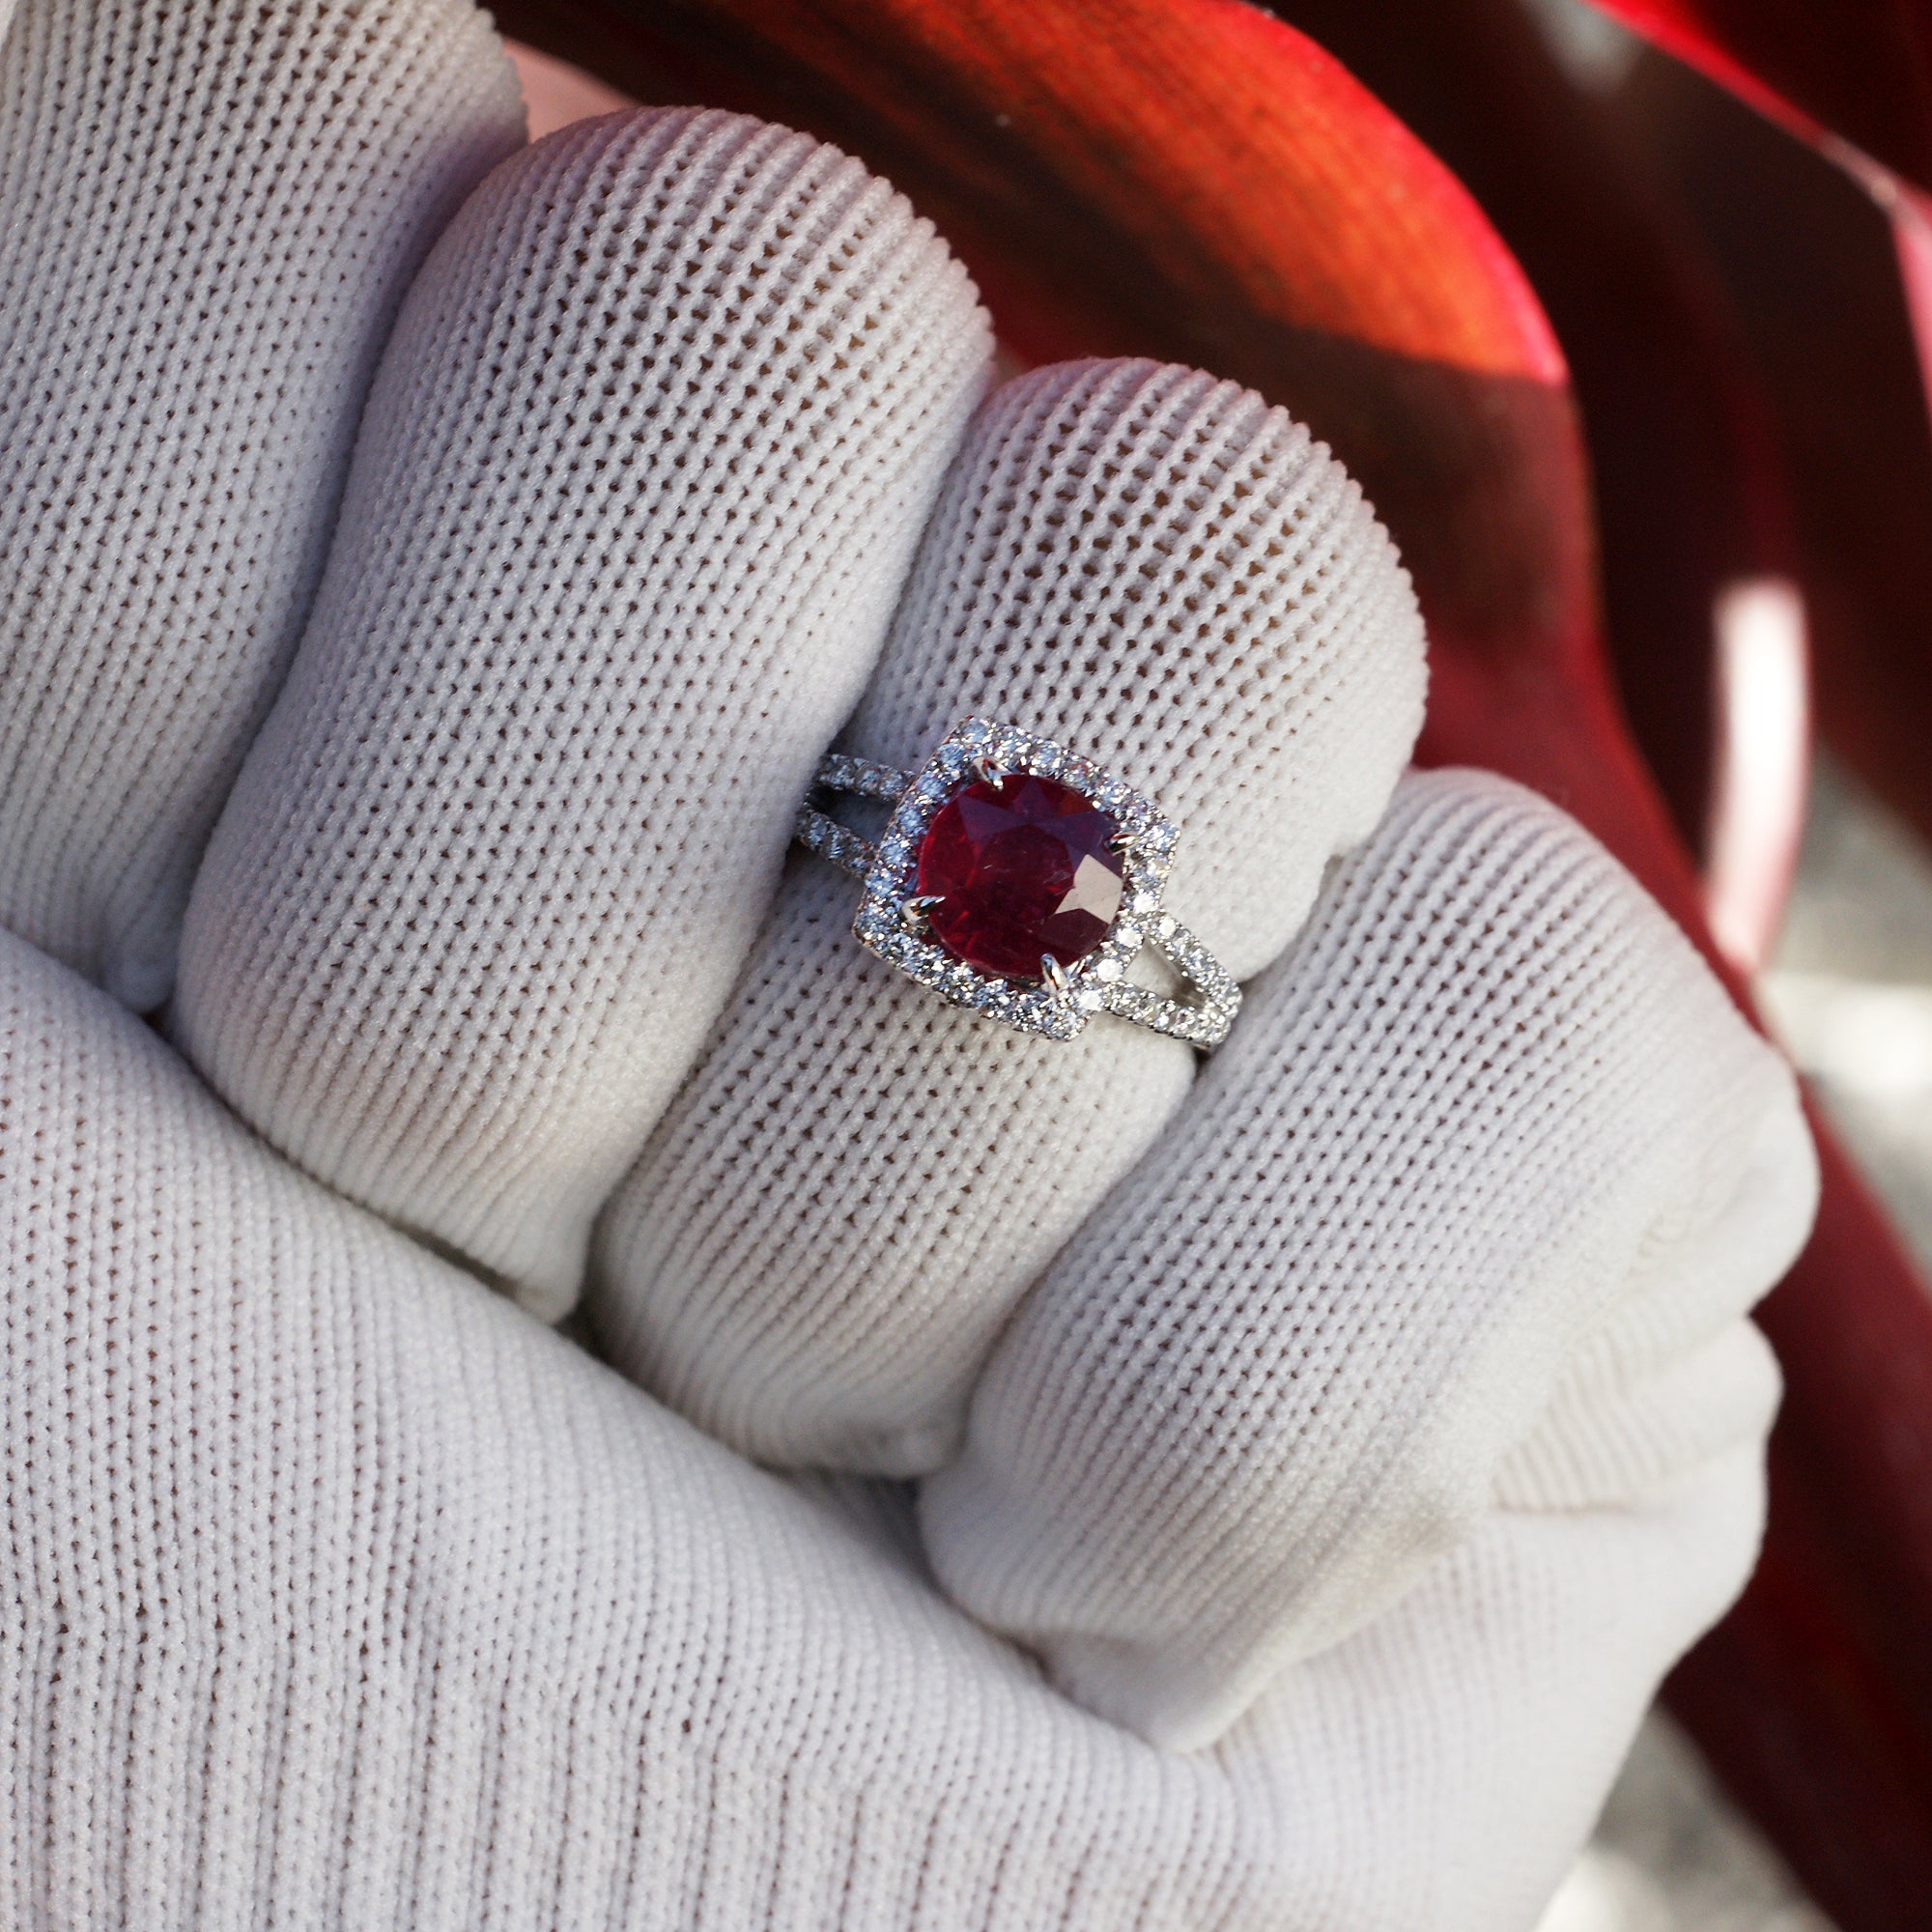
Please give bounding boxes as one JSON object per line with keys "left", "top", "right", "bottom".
{"left": 0, "top": 3, "right": 1818, "bottom": 1927}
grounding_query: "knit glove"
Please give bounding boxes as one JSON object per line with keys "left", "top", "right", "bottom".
{"left": 0, "top": 3, "right": 1818, "bottom": 1927}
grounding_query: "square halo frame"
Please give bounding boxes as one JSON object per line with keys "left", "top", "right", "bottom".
{"left": 849, "top": 717, "right": 1179, "bottom": 1041}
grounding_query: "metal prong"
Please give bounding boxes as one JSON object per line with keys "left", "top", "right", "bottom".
{"left": 901, "top": 894, "right": 944, "bottom": 931}
{"left": 1108, "top": 826, "right": 1140, "bottom": 855}
{"left": 1040, "top": 953, "right": 1073, "bottom": 995}
{"left": 973, "top": 753, "right": 1005, "bottom": 785}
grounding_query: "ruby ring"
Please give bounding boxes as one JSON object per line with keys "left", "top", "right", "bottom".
{"left": 793, "top": 718, "right": 1239, "bottom": 1046}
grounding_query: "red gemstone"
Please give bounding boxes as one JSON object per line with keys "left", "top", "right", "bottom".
{"left": 915, "top": 773, "right": 1125, "bottom": 980}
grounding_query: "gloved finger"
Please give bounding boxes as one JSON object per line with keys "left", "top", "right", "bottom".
{"left": 173, "top": 109, "right": 990, "bottom": 1315}
{"left": 1218, "top": 1432, "right": 1774, "bottom": 1932}
{"left": 1494, "top": 1274, "right": 1786, "bottom": 1510}
{"left": 590, "top": 359, "right": 1427, "bottom": 1474}
{"left": 4, "top": 922, "right": 1167, "bottom": 1925}
{"left": 921, "top": 767, "right": 1815, "bottom": 1749}
{"left": 0, "top": 0, "right": 524, "bottom": 1009}
{"left": 1, "top": 919, "right": 1772, "bottom": 1929}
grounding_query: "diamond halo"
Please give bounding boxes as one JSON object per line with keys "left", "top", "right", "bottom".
{"left": 794, "top": 718, "right": 1239, "bottom": 1046}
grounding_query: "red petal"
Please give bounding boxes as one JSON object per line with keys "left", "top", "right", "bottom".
{"left": 1596, "top": 0, "right": 1932, "bottom": 193}
{"left": 1272, "top": 0, "right": 1805, "bottom": 950}
{"left": 1610, "top": 54, "right": 1932, "bottom": 863}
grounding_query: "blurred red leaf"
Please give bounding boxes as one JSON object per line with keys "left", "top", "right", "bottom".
{"left": 1268, "top": 0, "right": 1802, "bottom": 940}
{"left": 496, "top": 3, "right": 1932, "bottom": 1920}
{"left": 1595, "top": 0, "right": 1932, "bottom": 191}
{"left": 1608, "top": 49, "right": 1932, "bottom": 866}
{"left": 1590, "top": 2, "right": 1932, "bottom": 936}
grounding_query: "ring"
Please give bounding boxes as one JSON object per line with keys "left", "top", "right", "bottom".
{"left": 793, "top": 717, "right": 1240, "bottom": 1046}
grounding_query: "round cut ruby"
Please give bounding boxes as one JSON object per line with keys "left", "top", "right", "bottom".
{"left": 914, "top": 773, "right": 1125, "bottom": 980}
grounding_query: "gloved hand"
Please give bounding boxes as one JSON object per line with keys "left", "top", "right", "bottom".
{"left": 0, "top": 2, "right": 1818, "bottom": 1927}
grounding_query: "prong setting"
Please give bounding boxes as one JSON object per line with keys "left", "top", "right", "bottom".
{"left": 829, "top": 717, "right": 1236, "bottom": 1045}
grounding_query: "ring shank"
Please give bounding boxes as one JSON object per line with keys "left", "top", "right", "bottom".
{"left": 792, "top": 751, "right": 913, "bottom": 876}
{"left": 1100, "top": 914, "right": 1240, "bottom": 1047}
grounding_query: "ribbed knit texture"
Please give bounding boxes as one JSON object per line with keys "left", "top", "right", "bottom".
{"left": 0, "top": 20, "right": 1821, "bottom": 1923}
{"left": 591, "top": 360, "right": 1428, "bottom": 1473}
{"left": 174, "top": 108, "right": 991, "bottom": 1314}
{"left": 922, "top": 770, "right": 1813, "bottom": 1748}
{"left": 0, "top": 0, "right": 524, "bottom": 1009}
{"left": 0, "top": 917, "right": 1795, "bottom": 1929}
